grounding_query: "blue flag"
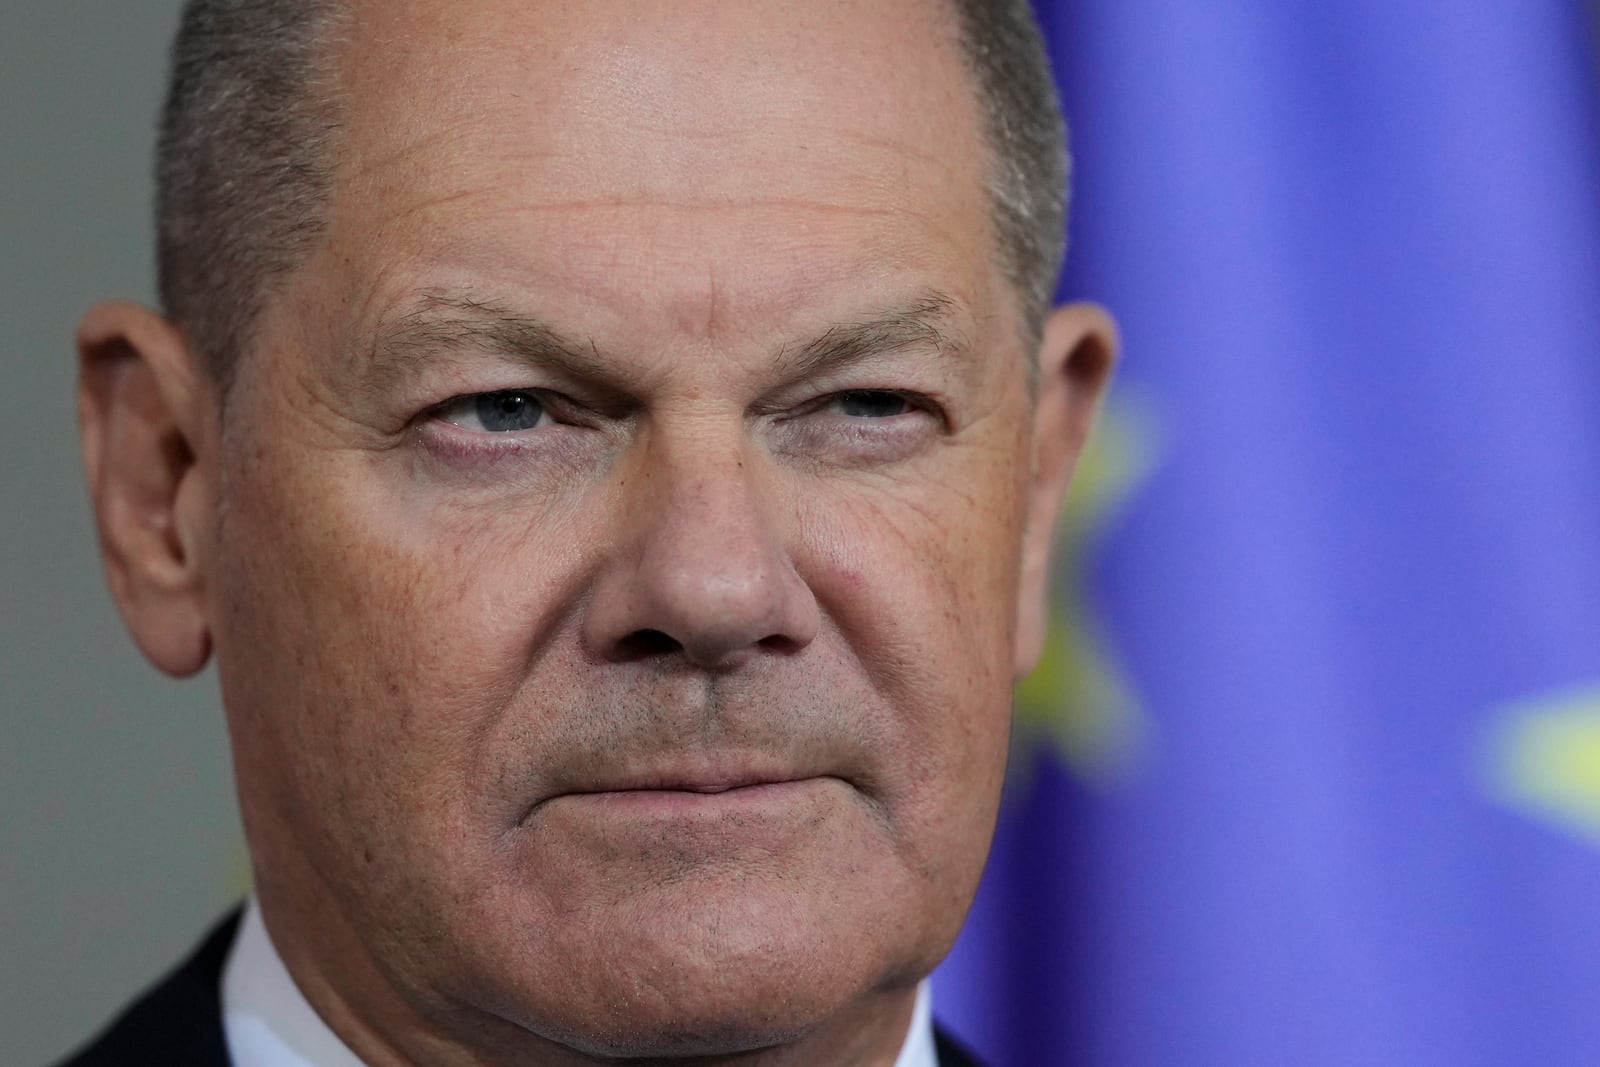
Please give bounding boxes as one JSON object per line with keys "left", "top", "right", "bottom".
{"left": 933, "top": 3, "right": 1600, "bottom": 1064}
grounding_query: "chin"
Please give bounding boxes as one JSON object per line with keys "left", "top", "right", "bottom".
{"left": 508, "top": 959, "right": 867, "bottom": 1063}
{"left": 538, "top": 1006, "right": 817, "bottom": 1062}
{"left": 456, "top": 866, "right": 926, "bottom": 1061}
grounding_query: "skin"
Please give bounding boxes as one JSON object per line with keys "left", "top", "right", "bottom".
{"left": 76, "top": 1, "right": 1115, "bottom": 1064}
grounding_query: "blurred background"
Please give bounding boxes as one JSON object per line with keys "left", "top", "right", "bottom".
{"left": 6, "top": 2, "right": 1600, "bottom": 1065}
{"left": 6, "top": 4, "right": 241, "bottom": 1066}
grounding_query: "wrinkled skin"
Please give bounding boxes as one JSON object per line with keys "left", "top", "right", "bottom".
{"left": 76, "top": 0, "right": 1115, "bottom": 1063}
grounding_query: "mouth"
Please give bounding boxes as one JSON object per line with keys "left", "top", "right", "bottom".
{"left": 525, "top": 768, "right": 844, "bottom": 825}
{"left": 561, "top": 774, "right": 829, "bottom": 805}
{"left": 555, "top": 750, "right": 842, "bottom": 798}
{"left": 575, "top": 773, "right": 816, "bottom": 796}
{"left": 507, "top": 740, "right": 867, "bottom": 833}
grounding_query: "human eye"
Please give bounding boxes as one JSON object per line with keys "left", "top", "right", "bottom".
{"left": 414, "top": 388, "right": 599, "bottom": 472}
{"left": 824, "top": 390, "right": 915, "bottom": 419}
{"left": 771, "top": 387, "right": 943, "bottom": 466}
{"left": 431, "top": 389, "right": 549, "bottom": 433}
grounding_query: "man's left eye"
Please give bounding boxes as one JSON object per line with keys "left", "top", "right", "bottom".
{"left": 828, "top": 390, "right": 913, "bottom": 418}
{"left": 435, "top": 390, "right": 548, "bottom": 432}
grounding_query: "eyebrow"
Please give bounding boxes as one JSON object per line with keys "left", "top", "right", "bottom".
{"left": 774, "top": 289, "right": 968, "bottom": 380}
{"left": 372, "top": 292, "right": 601, "bottom": 386}
{"left": 367, "top": 287, "right": 969, "bottom": 390}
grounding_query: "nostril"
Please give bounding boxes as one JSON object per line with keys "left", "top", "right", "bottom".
{"left": 757, "top": 633, "right": 805, "bottom": 656}
{"left": 614, "top": 628, "right": 682, "bottom": 661}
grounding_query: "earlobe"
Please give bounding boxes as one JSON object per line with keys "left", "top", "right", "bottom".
{"left": 77, "top": 301, "right": 216, "bottom": 677}
{"left": 1013, "top": 302, "right": 1119, "bottom": 678}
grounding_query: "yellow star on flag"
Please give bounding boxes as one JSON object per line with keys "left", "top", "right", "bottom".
{"left": 1485, "top": 685, "right": 1600, "bottom": 847}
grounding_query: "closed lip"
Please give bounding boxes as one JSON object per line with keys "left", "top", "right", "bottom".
{"left": 537, "top": 777, "right": 833, "bottom": 823}
{"left": 563, "top": 772, "right": 826, "bottom": 796}
{"left": 516, "top": 754, "right": 851, "bottom": 826}
{"left": 548, "top": 749, "right": 832, "bottom": 795}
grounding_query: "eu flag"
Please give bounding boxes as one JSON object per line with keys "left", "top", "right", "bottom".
{"left": 933, "top": 3, "right": 1600, "bottom": 1064}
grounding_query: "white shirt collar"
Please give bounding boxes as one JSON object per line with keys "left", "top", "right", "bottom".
{"left": 895, "top": 974, "right": 939, "bottom": 1067}
{"left": 221, "top": 901, "right": 366, "bottom": 1067}
{"left": 222, "top": 898, "right": 939, "bottom": 1067}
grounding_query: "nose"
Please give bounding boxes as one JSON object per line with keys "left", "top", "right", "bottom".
{"left": 581, "top": 435, "right": 820, "bottom": 670}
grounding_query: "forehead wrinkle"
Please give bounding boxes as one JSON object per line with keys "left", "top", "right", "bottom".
{"left": 364, "top": 196, "right": 915, "bottom": 230}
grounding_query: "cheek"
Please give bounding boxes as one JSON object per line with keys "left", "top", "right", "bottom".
{"left": 794, "top": 442, "right": 1028, "bottom": 853}
{"left": 210, "top": 438, "right": 592, "bottom": 863}
{"left": 801, "top": 436, "right": 1030, "bottom": 677}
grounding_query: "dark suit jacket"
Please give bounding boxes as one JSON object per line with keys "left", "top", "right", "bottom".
{"left": 55, "top": 913, "right": 238, "bottom": 1067}
{"left": 55, "top": 913, "right": 988, "bottom": 1067}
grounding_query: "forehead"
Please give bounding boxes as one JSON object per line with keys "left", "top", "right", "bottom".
{"left": 304, "top": 0, "right": 1001, "bottom": 343}
{"left": 333, "top": 0, "right": 979, "bottom": 189}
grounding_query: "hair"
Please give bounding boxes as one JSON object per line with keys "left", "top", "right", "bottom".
{"left": 948, "top": 0, "right": 1071, "bottom": 346}
{"left": 156, "top": 0, "right": 346, "bottom": 386}
{"left": 156, "top": 0, "right": 1068, "bottom": 386}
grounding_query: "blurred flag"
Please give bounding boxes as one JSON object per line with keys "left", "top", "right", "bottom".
{"left": 933, "top": 3, "right": 1600, "bottom": 1065}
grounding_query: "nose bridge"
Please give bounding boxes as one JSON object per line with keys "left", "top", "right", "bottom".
{"left": 644, "top": 426, "right": 778, "bottom": 579}
{"left": 668, "top": 428, "right": 760, "bottom": 534}
{"left": 585, "top": 418, "right": 819, "bottom": 667}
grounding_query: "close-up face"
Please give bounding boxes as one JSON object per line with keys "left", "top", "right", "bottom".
{"left": 110, "top": 0, "right": 1104, "bottom": 1062}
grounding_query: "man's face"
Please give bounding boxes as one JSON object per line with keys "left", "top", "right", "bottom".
{"left": 168, "top": 0, "right": 1081, "bottom": 1060}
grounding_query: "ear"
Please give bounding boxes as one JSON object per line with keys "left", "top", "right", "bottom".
{"left": 77, "top": 301, "right": 216, "bottom": 677}
{"left": 1014, "top": 302, "right": 1119, "bottom": 679}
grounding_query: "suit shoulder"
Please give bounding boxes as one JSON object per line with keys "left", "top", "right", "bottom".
{"left": 52, "top": 910, "right": 241, "bottom": 1067}
{"left": 934, "top": 1022, "right": 991, "bottom": 1067}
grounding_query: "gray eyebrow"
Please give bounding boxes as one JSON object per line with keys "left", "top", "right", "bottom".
{"left": 372, "top": 292, "right": 599, "bottom": 384}
{"left": 775, "top": 290, "right": 967, "bottom": 380}
{"left": 367, "top": 287, "right": 968, "bottom": 389}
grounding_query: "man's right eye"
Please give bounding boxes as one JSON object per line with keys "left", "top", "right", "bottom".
{"left": 434, "top": 390, "right": 548, "bottom": 433}
{"left": 829, "top": 390, "right": 914, "bottom": 419}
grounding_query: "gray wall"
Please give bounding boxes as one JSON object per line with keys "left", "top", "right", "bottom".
{"left": 3, "top": 5, "right": 244, "bottom": 1064}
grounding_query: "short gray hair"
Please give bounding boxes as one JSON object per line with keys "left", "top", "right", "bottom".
{"left": 156, "top": 0, "right": 1067, "bottom": 385}
{"left": 156, "top": 0, "right": 345, "bottom": 384}
{"left": 949, "top": 0, "right": 1070, "bottom": 341}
